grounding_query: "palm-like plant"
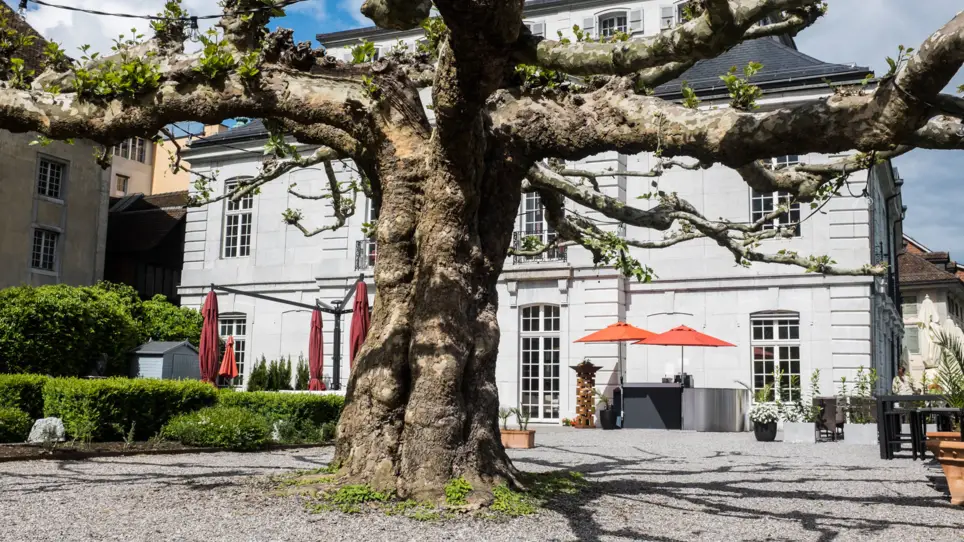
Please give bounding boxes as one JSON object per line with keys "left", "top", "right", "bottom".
{"left": 933, "top": 328, "right": 964, "bottom": 409}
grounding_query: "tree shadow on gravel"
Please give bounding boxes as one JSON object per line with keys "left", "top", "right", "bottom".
{"left": 0, "top": 453, "right": 332, "bottom": 496}
{"left": 518, "top": 449, "right": 958, "bottom": 542}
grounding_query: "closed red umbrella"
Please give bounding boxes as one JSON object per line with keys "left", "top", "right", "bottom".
{"left": 218, "top": 336, "right": 239, "bottom": 381}
{"left": 349, "top": 281, "right": 370, "bottom": 369}
{"left": 308, "top": 309, "right": 326, "bottom": 390}
{"left": 198, "top": 291, "right": 220, "bottom": 384}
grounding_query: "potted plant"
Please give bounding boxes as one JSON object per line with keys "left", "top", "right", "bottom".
{"left": 840, "top": 367, "right": 879, "bottom": 446}
{"left": 782, "top": 370, "right": 821, "bottom": 444}
{"left": 929, "top": 330, "right": 964, "bottom": 443}
{"left": 749, "top": 402, "right": 779, "bottom": 441}
{"left": 594, "top": 389, "right": 617, "bottom": 430}
{"left": 499, "top": 407, "right": 535, "bottom": 449}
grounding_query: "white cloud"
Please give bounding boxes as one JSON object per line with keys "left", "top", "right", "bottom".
{"left": 339, "top": 0, "right": 369, "bottom": 26}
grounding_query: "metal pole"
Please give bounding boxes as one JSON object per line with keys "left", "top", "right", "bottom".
{"left": 680, "top": 345, "right": 684, "bottom": 431}
{"left": 332, "top": 301, "right": 343, "bottom": 390}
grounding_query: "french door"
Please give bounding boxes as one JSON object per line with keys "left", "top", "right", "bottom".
{"left": 520, "top": 305, "right": 561, "bottom": 420}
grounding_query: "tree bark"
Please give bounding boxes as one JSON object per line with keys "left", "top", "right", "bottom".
{"left": 334, "top": 41, "right": 525, "bottom": 498}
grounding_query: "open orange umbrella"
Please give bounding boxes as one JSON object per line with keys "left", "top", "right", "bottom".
{"left": 635, "top": 325, "right": 735, "bottom": 383}
{"left": 218, "top": 336, "right": 239, "bottom": 381}
{"left": 575, "top": 322, "right": 656, "bottom": 343}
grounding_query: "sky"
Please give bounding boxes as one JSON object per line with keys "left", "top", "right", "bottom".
{"left": 3, "top": 0, "right": 962, "bottom": 256}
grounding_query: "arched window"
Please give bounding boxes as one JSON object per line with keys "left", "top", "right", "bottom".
{"left": 222, "top": 176, "right": 254, "bottom": 258}
{"left": 598, "top": 11, "right": 627, "bottom": 37}
{"left": 219, "top": 312, "right": 248, "bottom": 387}
{"left": 520, "top": 305, "right": 561, "bottom": 420}
{"left": 750, "top": 311, "right": 801, "bottom": 401}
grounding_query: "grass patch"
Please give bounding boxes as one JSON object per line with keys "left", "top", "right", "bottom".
{"left": 296, "top": 470, "right": 587, "bottom": 519}
{"left": 444, "top": 476, "right": 472, "bottom": 506}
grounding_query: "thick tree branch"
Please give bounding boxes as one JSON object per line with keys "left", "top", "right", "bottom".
{"left": 512, "top": 0, "right": 824, "bottom": 76}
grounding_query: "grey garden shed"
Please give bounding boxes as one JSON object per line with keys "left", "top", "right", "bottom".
{"left": 130, "top": 341, "right": 201, "bottom": 380}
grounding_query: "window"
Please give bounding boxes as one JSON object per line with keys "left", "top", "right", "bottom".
{"left": 766, "top": 155, "right": 800, "bottom": 170}
{"left": 112, "top": 138, "right": 149, "bottom": 164}
{"left": 661, "top": 6, "right": 675, "bottom": 29}
{"left": 31, "top": 229, "right": 58, "bottom": 271}
{"left": 598, "top": 12, "right": 627, "bottom": 38}
{"left": 751, "top": 315, "right": 801, "bottom": 401}
{"left": 514, "top": 192, "right": 565, "bottom": 262}
{"left": 219, "top": 317, "right": 247, "bottom": 387}
{"left": 37, "top": 157, "right": 65, "bottom": 199}
{"left": 750, "top": 189, "right": 801, "bottom": 235}
{"left": 520, "top": 305, "right": 561, "bottom": 420}
{"left": 222, "top": 180, "right": 254, "bottom": 258}
{"left": 904, "top": 325, "right": 920, "bottom": 354}
{"left": 950, "top": 297, "right": 962, "bottom": 321}
{"left": 524, "top": 21, "right": 545, "bottom": 37}
{"left": 115, "top": 174, "right": 129, "bottom": 196}
{"left": 901, "top": 295, "right": 918, "bottom": 317}
{"left": 356, "top": 199, "right": 378, "bottom": 270}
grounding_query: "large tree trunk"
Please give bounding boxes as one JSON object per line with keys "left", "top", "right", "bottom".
{"left": 334, "top": 123, "right": 525, "bottom": 503}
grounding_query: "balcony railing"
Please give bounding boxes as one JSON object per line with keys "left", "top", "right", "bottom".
{"left": 511, "top": 231, "right": 567, "bottom": 265}
{"left": 355, "top": 239, "right": 376, "bottom": 271}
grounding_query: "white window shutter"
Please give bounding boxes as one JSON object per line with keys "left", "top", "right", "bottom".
{"left": 582, "top": 16, "right": 595, "bottom": 36}
{"left": 629, "top": 9, "right": 643, "bottom": 32}
{"left": 531, "top": 22, "right": 545, "bottom": 37}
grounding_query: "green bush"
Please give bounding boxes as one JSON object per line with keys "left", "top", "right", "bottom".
{"left": 0, "top": 407, "right": 32, "bottom": 443}
{"left": 218, "top": 390, "right": 343, "bottom": 442}
{"left": 141, "top": 295, "right": 203, "bottom": 346}
{"left": 295, "top": 355, "right": 309, "bottom": 391}
{"left": 246, "top": 356, "right": 269, "bottom": 391}
{"left": 43, "top": 377, "right": 217, "bottom": 441}
{"left": 0, "top": 282, "right": 145, "bottom": 376}
{"left": 161, "top": 406, "right": 271, "bottom": 450}
{"left": 0, "top": 374, "right": 48, "bottom": 419}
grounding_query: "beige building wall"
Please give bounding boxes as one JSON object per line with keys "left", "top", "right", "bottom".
{"left": 109, "top": 140, "right": 155, "bottom": 197}
{"left": 0, "top": 131, "right": 109, "bottom": 288}
{"left": 152, "top": 124, "right": 229, "bottom": 194}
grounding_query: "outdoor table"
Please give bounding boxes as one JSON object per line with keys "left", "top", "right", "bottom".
{"left": 876, "top": 395, "right": 946, "bottom": 459}
{"left": 911, "top": 407, "right": 964, "bottom": 460}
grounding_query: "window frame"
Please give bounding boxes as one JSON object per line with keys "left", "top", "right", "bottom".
{"left": 516, "top": 192, "right": 563, "bottom": 262}
{"left": 519, "top": 304, "right": 562, "bottom": 421}
{"left": 749, "top": 188, "right": 802, "bottom": 236}
{"left": 904, "top": 325, "right": 920, "bottom": 354}
{"left": 221, "top": 178, "right": 255, "bottom": 259}
{"left": 31, "top": 228, "right": 59, "bottom": 273}
{"left": 112, "top": 137, "right": 150, "bottom": 164}
{"left": 901, "top": 295, "right": 918, "bottom": 318}
{"left": 115, "top": 174, "right": 130, "bottom": 196}
{"left": 36, "top": 155, "right": 67, "bottom": 201}
{"left": 597, "top": 10, "right": 628, "bottom": 38}
{"left": 750, "top": 313, "right": 802, "bottom": 402}
{"left": 219, "top": 315, "right": 248, "bottom": 387}
{"left": 660, "top": 6, "right": 675, "bottom": 29}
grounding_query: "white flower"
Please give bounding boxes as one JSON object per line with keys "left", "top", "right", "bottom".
{"left": 748, "top": 402, "right": 780, "bottom": 424}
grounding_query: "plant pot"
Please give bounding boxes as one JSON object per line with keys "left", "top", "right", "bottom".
{"left": 782, "top": 422, "right": 816, "bottom": 443}
{"left": 843, "top": 423, "right": 877, "bottom": 446}
{"left": 754, "top": 422, "right": 777, "bottom": 442}
{"left": 599, "top": 409, "right": 617, "bottom": 430}
{"left": 926, "top": 440, "right": 964, "bottom": 506}
{"left": 927, "top": 431, "right": 962, "bottom": 443}
{"left": 500, "top": 429, "right": 535, "bottom": 449}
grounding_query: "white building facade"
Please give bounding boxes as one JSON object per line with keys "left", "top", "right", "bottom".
{"left": 179, "top": 0, "right": 904, "bottom": 419}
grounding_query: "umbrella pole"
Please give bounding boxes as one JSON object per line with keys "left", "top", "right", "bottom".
{"left": 679, "top": 345, "right": 684, "bottom": 431}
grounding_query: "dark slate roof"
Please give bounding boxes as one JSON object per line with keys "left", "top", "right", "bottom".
{"left": 899, "top": 251, "right": 962, "bottom": 285}
{"left": 189, "top": 120, "right": 268, "bottom": 147}
{"left": 107, "top": 191, "right": 188, "bottom": 252}
{"left": 654, "top": 38, "right": 870, "bottom": 97}
{"left": 134, "top": 341, "right": 197, "bottom": 355}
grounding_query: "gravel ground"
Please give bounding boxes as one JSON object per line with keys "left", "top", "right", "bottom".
{"left": 0, "top": 428, "right": 958, "bottom": 542}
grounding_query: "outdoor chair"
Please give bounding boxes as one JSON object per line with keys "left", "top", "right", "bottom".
{"left": 815, "top": 397, "right": 844, "bottom": 441}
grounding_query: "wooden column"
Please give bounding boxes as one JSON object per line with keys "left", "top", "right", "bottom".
{"left": 571, "top": 362, "right": 602, "bottom": 428}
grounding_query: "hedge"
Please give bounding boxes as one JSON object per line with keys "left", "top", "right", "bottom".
{"left": 161, "top": 406, "right": 271, "bottom": 451}
{"left": 0, "top": 374, "right": 48, "bottom": 419}
{"left": 0, "top": 407, "right": 32, "bottom": 443}
{"left": 217, "top": 390, "right": 343, "bottom": 429}
{"left": 43, "top": 378, "right": 218, "bottom": 441}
